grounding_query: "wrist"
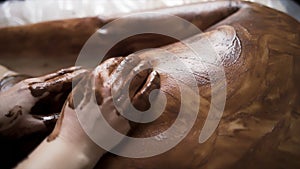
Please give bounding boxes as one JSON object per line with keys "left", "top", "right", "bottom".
{"left": 57, "top": 130, "right": 105, "bottom": 161}
{"left": 50, "top": 104, "right": 106, "bottom": 160}
{"left": 15, "top": 136, "right": 104, "bottom": 169}
{"left": 55, "top": 136, "right": 104, "bottom": 169}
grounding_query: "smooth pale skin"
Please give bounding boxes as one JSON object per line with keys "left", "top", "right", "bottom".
{"left": 14, "top": 103, "right": 105, "bottom": 169}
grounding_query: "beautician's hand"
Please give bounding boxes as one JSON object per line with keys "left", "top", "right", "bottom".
{"left": 13, "top": 74, "right": 121, "bottom": 169}
{"left": 14, "top": 58, "right": 129, "bottom": 169}
{"left": 15, "top": 56, "right": 160, "bottom": 169}
{"left": 0, "top": 66, "right": 87, "bottom": 138}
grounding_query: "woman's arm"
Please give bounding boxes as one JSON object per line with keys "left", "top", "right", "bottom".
{"left": 14, "top": 103, "right": 107, "bottom": 169}
{"left": 14, "top": 55, "right": 160, "bottom": 169}
{"left": 13, "top": 58, "right": 129, "bottom": 169}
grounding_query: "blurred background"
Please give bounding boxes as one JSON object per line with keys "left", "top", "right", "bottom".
{"left": 0, "top": 0, "right": 299, "bottom": 28}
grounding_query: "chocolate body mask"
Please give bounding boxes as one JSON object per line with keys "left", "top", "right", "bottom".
{"left": 92, "top": 2, "right": 300, "bottom": 169}
{"left": 0, "top": 1, "right": 299, "bottom": 169}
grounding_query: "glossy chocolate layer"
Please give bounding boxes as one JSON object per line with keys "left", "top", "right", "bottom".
{"left": 94, "top": 2, "right": 300, "bottom": 169}
{"left": 0, "top": 1, "right": 299, "bottom": 169}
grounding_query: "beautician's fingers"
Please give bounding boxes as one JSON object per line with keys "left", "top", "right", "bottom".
{"left": 119, "top": 60, "right": 152, "bottom": 100}
{"left": 0, "top": 66, "right": 88, "bottom": 139}
{"left": 109, "top": 58, "right": 160, "bottom": 111}
{"left": 92, "top": 56, "right": 161, "bottom": 113}
{"left": 48, "top": 68, "right": 132, "bottom": 143}
{"left": 132, "top": 70, "right": 160, "bottom": 111}
{"left": 110, "top": 55, "right": 143, "bottom": 92}
{"left": 27, "top": 66, "right": 88, "bottom": 97}
{"left": 95, "top": 57, "right": 125, "bottom": 84}
{"left": 100, "top": 93, "right": 131, "bottom": 135}
{"left": 29, "top": 66, "right": 82, "bottom": 82}
{"left": 93, "top": 70, "right": 131, "bottom": 134}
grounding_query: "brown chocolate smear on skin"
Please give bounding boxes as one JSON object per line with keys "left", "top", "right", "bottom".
{"left": 0, "top": 1, "right": 239, "bottom": 76}
{"left": 47, "top": 76, "right": 91, "bottom": 142}
{"left": 132, "top": 71, "right": 160, "bottom": 111}
{"left": 47, "top": 103, "right": 65, "bottom": 142}
{"left": 1, "top": 1, "right": 299, "bottom": 169}
{"left": 28, "top": 66, "right": 86, "bottom": 97}
{"left": 6, "top": 106, "right": 23, "bottom": 124}
{"left": 0, "top": 2, "right": 241, "bottom": 169}
{"left": 5, "top": 106, "right": 22, "bottom": 118}
{"left": 96, "top": 2, "right": 300, "bottom": 169}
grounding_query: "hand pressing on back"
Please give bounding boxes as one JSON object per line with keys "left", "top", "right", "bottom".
{"left": 15, "top": 56, "right": 160, "bottom": 169}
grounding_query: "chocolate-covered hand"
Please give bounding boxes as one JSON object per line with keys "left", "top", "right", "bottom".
{"left": 48, "top": 56, "right": 160, "bottom": 147}
{"left": 15, "top": 57, "right": 160, "bottom": 169}
{"left": 0, "top": 66, "right": 88, "bottom": 139}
